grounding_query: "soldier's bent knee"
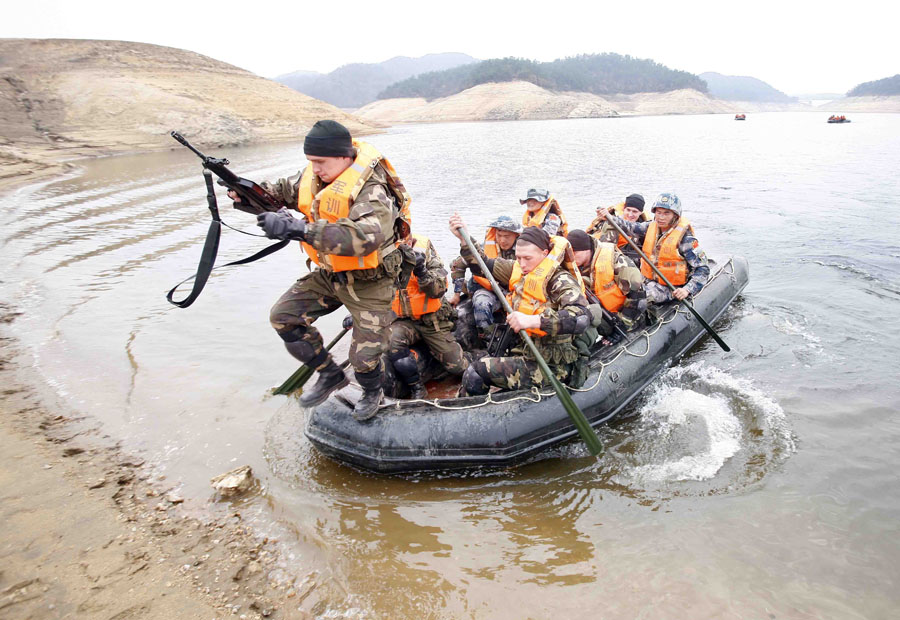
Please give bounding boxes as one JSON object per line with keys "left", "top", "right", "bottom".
{"left": 277, "top": 325, "right": 308, "bottom": 343}
{"left": 462, "top": 365, "right": 489, "bottom": 396}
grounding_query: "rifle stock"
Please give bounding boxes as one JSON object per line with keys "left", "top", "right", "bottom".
{"left": 170, "top": 131, "right": 283, "bottom": 216}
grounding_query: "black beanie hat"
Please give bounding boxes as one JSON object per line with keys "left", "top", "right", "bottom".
{"left": 303, "top": 120, "right": 355, "bottom": 157}
{"left": 624, "top": 193, "right": 645, "bottom": 210}
{"left": 566, "top": 229, "right": 593, "bottom": 252}
{"left": 517, "top": 226, "right": 551, "bottom": 252}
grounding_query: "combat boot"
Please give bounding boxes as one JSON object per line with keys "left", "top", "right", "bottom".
{"left": 299, "top": 360, "right": 349, "bottom": 408}
{"left": 353, "top": 368, "right": 384, "bottom": 421}
{"left": 409, "top": 381, "right": 428, "bottom": 400}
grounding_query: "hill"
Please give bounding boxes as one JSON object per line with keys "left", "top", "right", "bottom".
{"left": 0, "top": 38, "right": 378, "bottom": 187}
{"left": 847, "top": 74, "right": 900, "bottom": 96}
{"left": 356, "top": 81, "right": 742, "bottom": 124}
{"left": 699, "top": 72, "right": 796, "bottom": 102}
{"left": 377, "top": 54, "right": 707, "bottom": 100}
{"left": 275, "top": 53, "right": 478, "bottom": 108}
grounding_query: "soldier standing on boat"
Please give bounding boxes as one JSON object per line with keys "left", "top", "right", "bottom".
{"left": 586, "top": 193, "right": 649, "bottom": 265}
{"left": 388, "top": 223, "right": 467, "bottom": 399}
{"left": 595, "top": 193, "right": 709, "bottom": 304}
{"left": 520, "top": 188, "right": 569, "bottom": 237}
{"left": 449, "top": 215, "right": 591, "bottom": 395}
{"left": 449, "top": 214, "right": 521, "bottom": 342}
{"left": 231, "top": 120, "right": 409, "bottom": 421}
{"left": 566, "top": 229, "right": 647, "bottom": 334}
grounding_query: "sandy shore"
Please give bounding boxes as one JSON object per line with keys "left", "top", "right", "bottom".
{"left": 0, "top": 304, "right": 310, "bottom": 619}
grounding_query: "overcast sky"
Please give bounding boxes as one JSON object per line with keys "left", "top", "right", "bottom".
{"left": 2, "top": 0, "right": 896, "bottom": 95}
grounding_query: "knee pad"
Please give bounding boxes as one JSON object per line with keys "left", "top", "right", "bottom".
{"left": 277, "top": 325, "right": 308, "bottom": 343}
{"left": 391, "top": 351, "right": 420, "bottom": 384}
{"left": 462, "top": 365, "right": 488, "bottom": 396}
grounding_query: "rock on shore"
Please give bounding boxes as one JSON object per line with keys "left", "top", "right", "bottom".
{"left": 0, "top": 38, "right": 380, "bottom": 186}
{"left": 355, "top": 80, "right": 814, "bottom": 123}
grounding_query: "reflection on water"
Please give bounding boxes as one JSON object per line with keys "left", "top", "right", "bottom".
{"left": 2, "top": 113, "right": 900, "bottom": 618}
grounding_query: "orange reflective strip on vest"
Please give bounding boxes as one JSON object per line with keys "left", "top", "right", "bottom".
{"left": 640, "top": 217, "right": 692, "bottom": 286}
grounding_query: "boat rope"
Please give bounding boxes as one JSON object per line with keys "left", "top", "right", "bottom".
{"left": 395, "top": 258, "right": 737, "bottom": 411}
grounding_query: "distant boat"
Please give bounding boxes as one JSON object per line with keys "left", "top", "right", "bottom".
{"left": 827, "top": 115, "right": 850, "bottom": 123}
{"left": 734, "top": 114, "right": 746, "bottom": 120}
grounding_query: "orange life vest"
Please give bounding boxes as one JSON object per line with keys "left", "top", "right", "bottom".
{"left": 507, "top": 236, "right": 585, "bottom": 337}
{"left": 591, "top": 242, "right": 626, "bottom": 313}
{"left": 640, "top": 217, "right": 693, "bottom": 286}
{"left": 522, "top": 197, "right": 569, "bottom": 237}
{"left": 391, "top": 234, "right": 443, "bottom": 320}
{"left": 472, "top": 227, "right": 501, "bottom": 291}
{"left": 296, "top": 140, "right": 410, "bottom": 272}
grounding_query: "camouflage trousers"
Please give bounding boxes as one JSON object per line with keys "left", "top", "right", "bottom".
{"left": 644, "top": 281, "right": 676, "bottom": 304}
{"left": 466, "top": 355, "right": 571, "bottom": 394}
{"left": 269, "top": 269, "right": 395, "bottom": 374}
{"left": 390, "top": 317, "right": 467, "bottom": 376}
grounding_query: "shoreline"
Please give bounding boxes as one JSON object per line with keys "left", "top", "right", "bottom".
{"left": 0, "top": 305, "right": 309, "bottom": 619}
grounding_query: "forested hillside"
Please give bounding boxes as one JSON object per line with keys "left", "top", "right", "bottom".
{"left": 378, "top": 54, "right": 707, "bottom": 100}
{"left": 847, "top": 74, "right": 900, "bottom": 96}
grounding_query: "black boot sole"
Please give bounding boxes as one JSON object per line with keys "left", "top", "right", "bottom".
{"left": 299, "top": 375, "right": 350, "bottom": 408}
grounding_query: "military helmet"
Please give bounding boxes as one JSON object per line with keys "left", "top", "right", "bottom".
{"left": 651, "top": 193, "right": 682, "bottom": 217}
{"left": 488, "top": 214, "right": 522, "bottom": 234}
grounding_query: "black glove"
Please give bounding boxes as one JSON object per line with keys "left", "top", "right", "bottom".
{"left": 342, "top": 315, "right": 353, "bottom": 329}
{"left": 256, "top": 208, "right": 306, "bottom": 241}
{"left": 412, "top": 252, "right": 427, "bottom": 278}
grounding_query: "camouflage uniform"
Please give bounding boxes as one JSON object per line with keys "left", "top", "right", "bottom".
{"left": 450, "top": 240, "right": 517, "bottom": 334}
{"left": 458, "top": 250, "right": 591, "bottom": 395}
{"left": 606, "top": 215, "right": 709, "bottom": 304}
{"left": 390, "top": 237, "right": 466, "bottom": 380}
{"left": 578, "top": 237, "right": 647, "bottom": 331}
{"left": 263, "top": 164, "right": 401, "bottom": 375}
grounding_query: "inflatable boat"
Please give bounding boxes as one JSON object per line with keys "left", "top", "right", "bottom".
{"left": 305, "top": 257, "right": 750, "bottom": 473}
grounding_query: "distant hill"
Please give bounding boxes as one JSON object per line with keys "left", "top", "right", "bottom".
{"left": 699, "top": 72, "right": 796, "bottom": 102}
{"left": 847, "top": 74, "right": 900, "bottom": 96}
{"left": 0, "top": 38, "right": 377, "bottom": 185}
{"left": 275, "top": 53, "right": 478, "bottom": 108}
{"left": 378, "top": 53, "right": 707, "bottom": 100}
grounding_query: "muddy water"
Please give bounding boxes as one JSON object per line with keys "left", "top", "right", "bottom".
{"left": 2, "top": 113, "right": 899, "bottom": 618}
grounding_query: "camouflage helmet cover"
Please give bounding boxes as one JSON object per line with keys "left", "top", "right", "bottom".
{"left": 651, "top": 193, "right": 682, "bottom": 217}
{"left": 488, "top": 214, "right": 522, "bottom": 234}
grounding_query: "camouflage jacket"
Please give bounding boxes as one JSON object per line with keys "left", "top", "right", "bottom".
{"left": 261, "top": 164, "right": 400, "bottom": 280}
{"left": 586, "top": 217, "right": 643, "bottom": 265}
{"left": 460, "top": 245, "right": 590, "bottom": 364}
{"left": 449, "top": 239, "right": 516, "bottom": 294}
{"left": 607, "top": 215, "right": 710, "bottom": 296}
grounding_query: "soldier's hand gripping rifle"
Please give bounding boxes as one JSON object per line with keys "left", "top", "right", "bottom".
{"left": 170, "top": 131, "right": 282, "bottom": 216}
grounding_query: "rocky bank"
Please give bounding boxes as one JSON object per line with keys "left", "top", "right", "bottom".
{"left": 0, "top": 38, "right": 380, "bottom": 188}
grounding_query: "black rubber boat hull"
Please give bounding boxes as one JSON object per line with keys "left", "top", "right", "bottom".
{"left": 305, "top": 257, "right": 749, "bottom": 473}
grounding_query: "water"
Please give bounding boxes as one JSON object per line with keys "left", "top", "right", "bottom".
{"left": 2, "top": 112, "right": 899, "bottom": 618}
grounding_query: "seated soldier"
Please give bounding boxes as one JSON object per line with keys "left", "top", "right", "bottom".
{"left": 567, "top": 230, "right": 647, "bottom": 335}
{"left": 389, "top": 225, "right": 467, "bottom": 399}
{"left": 586, "top": 193, "right": 648, "bottom": 265}
{"left": 449, "top": 215, "right": 521, "bottom": 342}
{"left": 595, "top": 193, "right": 709, "bottom": 304}
{"left": 520, "top": 188, "right": 569, "bottom": 237}
{"left": 449, "top": 215, "right": 591, "bottom": 396}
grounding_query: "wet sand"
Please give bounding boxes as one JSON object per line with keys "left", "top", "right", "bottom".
{"left": 0, "top": 305, "right": 302, "bottom": 619}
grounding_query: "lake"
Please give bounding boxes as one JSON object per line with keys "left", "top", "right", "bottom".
{"left": 1, "top": 112, "right": 898, "bottom": 618}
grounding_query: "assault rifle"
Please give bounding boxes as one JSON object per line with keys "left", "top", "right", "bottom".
{"left": 486, "top": 323, "right": 516, "bottom": 357}
{"left": 170, "top": 131, "right": 282, "bottom": 216}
